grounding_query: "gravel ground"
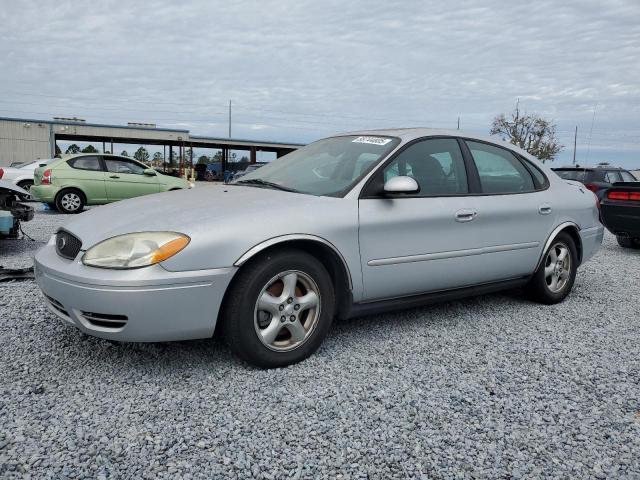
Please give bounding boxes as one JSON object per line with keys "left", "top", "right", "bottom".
{"left": 1, "top": 206, "right": 639, "bottom": 478}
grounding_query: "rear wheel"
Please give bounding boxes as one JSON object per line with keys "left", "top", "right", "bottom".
{"left": 616, "top": 236, "right": 640, "bottom": 249}
{"left": 528, "top": 232, "right": 577, "bottom": 304}
{"left": 221, "top": 249, "right": 335, "bottom": 368}
{"left": 55, "top": 189, "right": 85, "bottom": 214}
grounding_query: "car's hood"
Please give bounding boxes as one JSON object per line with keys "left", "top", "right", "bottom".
{"left": 62, "top": 185, "right": 338, "bottom": 248}
{"left": 0, "top": 179, "right": 28, "bottom": 195}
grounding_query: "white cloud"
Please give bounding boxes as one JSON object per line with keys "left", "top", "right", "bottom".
{"left": 0, "top": 0, "right": 639, "bottom": 165}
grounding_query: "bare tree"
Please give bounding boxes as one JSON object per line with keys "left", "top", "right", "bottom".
{"left": 490, "top": 103, "right": 562, "bottom": 162}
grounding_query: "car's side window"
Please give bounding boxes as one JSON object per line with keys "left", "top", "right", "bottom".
{"left": 382, "top": 138, "right": 468, "bottom": 195}
{"left": 521, "top": 158, "right": 548, "bottom": 188}
{"left": 104, "top": 157, "right": 147, "bottom": 175}
{"left": 621, "top": 171, "right": 637, "bottom": 182}
{"left": 466, "top": 141, "right": 535, "bottom": 194}
{"left": 67, "top": 156, "right": 103, "bottom": 171}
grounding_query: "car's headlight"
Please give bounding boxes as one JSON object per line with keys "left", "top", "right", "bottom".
{"left": 82, "top": 232, "right": 190, "bottom": 269}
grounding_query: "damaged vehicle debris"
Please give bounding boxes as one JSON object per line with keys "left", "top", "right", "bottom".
{"left": 0, "top": 180, "right": 34, "bottom": 239}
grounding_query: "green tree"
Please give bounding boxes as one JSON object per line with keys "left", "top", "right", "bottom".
{"left": 152, "top": 152, "right": 164, "bottom": 164}
{"left": 133, "top": 147, "right": 150, "bottom": 163}
{"left": 197, "top": 155, "right": 210, "bottom": 164}
{"left": 212, "top": 151, "right": 223, "bottom": 162}
{"left": 120, "top": 150, "right": 129, "bottom": 157}
{"left": 54, "top": 144, "right": 62, "bottom": 157}
{"left": 65, "top": 144, "right": 81, "bottom": 154}
{"left": 81, "top": 145, "right": 98, "bottom": 153}
{"left": 490, "top": 103, "right": 562, "bottom": 162}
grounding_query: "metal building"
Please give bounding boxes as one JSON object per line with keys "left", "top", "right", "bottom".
{"left": 0, "top": 116, "right": 303, "bottom": 168}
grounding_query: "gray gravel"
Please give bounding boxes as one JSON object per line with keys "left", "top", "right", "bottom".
{"left": 1, "top": 207, "right": 639, "bottom": 478}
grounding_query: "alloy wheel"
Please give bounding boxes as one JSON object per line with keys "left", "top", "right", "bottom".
{"left": 254, "top": 270, "right": 321, "bottom": 352}
{"left": 61, "top": 193, "right": 82, "bottom": 212}
{"left": 544, "top": 242, "right": 571, "bottom": 293}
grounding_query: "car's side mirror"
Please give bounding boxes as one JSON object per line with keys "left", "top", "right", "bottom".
{"left": 383, "top": 176, "right": 420, "bottom": 194}
{"left": 143, "top": 168, "right": 157, "bottom": 176}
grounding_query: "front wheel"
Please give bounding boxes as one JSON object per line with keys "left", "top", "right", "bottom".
{"left": 55, "top": 189, "right": 85, "bottom": 214}
{"left": 527, "top": 232, "right": 577, "bottom": 304}
{"left": 221, "top": 249, "right": 335, "bottom": 368}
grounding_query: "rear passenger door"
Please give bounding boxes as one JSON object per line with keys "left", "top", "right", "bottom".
{"left": 462, "top": 140, "right": 556, "bottom": 279}
{"left": 103, "top": 156, "right": 160, "bottom": 201}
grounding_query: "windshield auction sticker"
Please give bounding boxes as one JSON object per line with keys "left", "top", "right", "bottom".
{"left": 352, "top": 136, "right": 392, "bottom": 146}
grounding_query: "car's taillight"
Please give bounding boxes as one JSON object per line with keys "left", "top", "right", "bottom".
{"left": 608, "top": 191, "right": 640, "bottom": 201}
{"left": 584, "top": 183, "right": 599, "bottom": 193}
{"left": 0, "top": 168, "right": 4, "bottom": 179}
{"left": 42, "top": 169, "right": 52, "bottom": 185}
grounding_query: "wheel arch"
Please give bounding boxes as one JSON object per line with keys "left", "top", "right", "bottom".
{"left": 234, "top": 235, "right": 353, "bottom": 317}
{"left": 536, "top": 221, "right": 583, "bottom": 271}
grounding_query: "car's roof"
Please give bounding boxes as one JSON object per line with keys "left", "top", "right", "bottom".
{"left": 552, "top": 165, "right": 627, "bottom": 171}
{"left": 339, "top": 127, "right": 536, "bottom": 160}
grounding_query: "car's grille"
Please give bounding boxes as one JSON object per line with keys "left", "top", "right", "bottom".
{"left": 56, "top": 230, "right": 82, "bottom": 259}
{"left": 80, "top": 311, "right": 128, "bottom": 329}
{"left": 44, "top": 294, "right": 70, "bottom": 318}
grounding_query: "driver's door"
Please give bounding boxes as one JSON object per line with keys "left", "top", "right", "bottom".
{"left": 358, "top": 138, "right": 484, "bottom": 300}
{"left": 103, "top": 156, "right": 160, "bottom": 201}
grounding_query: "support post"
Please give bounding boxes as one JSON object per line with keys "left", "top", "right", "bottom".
{"left": 250, "top": 147, "right": 256, "bottom": 164}
{"left": 572, "top": 126, "right": 578, "bottom": 165}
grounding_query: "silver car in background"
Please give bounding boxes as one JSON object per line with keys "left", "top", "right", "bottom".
{"left": 35, "top": 129, "right": 603, "bottom": 367}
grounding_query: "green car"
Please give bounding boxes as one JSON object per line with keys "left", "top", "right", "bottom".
{"left": 31, "top": 154, "right": 191, "bottom": 213}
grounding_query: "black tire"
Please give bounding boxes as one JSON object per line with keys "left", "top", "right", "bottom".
{"left": 221, "top": 249, "right": 335, "bottom": 368}
{"left": 55, "top": 188, "right": 85, "bottom": 214}
{"left": 527, "top": 232, "right": 578, "bottom": 304}
{"left": 46, "top": 202, "right": 57, "bottom": 211}
{"left": 616, "top": 236, "right": 640, "bottom": 249}
{"left": 16, "top": 180, "right": 34, "bottom": 201}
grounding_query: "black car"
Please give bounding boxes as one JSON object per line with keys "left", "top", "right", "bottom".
{"left": 552, "top": 165, "right": 637, "bottom": 199}
{"left": 600, "top": 182, "right": 640, "bottom": 249}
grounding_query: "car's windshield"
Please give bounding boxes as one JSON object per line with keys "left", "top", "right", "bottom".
{"left": 233, "top": 135, "right": 399, "bottom": 196}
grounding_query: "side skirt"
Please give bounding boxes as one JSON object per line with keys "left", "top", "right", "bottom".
{"left": 341, "top": 276, "right": 531, "bottom": 320}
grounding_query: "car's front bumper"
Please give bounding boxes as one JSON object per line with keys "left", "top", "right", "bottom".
{"left": 34, "top": 240, "right": 236, "bottom": 342}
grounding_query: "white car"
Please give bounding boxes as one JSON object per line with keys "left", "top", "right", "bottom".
{"left": 0, "top": 158, "right": 55, "bottom": 199}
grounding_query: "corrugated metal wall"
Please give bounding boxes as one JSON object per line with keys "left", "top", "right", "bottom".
{"left": 0, "top": 120, "right": 52, "bottom": 166}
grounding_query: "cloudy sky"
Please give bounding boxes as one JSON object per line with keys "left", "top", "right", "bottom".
{"left": 1, "top": 0, "right": 639, "bottom": 166}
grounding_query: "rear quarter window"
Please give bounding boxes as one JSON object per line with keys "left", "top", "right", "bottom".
{"left": 67, "top": 156, "right": 103, "bottom": 171}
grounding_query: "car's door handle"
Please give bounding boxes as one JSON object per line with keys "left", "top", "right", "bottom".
{"left": 538, "top": 204, "right": 552, "bottom": 215}
{"left": 455, "top": 209, "right": 477, "bottom": 222}
{"left": 109, "top": 175, "right": 120, "bottom": 179}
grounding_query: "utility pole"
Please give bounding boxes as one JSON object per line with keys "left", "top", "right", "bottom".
{"left": 572, "top": 126, "right": 578, "bottom": 165}
{"left": 228, "top": 100, "right": 232, "bottom": 138}
{"left": 457, "top": 116, "right": 460, "bottom": 130}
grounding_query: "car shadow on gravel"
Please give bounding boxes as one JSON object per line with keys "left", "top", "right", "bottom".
{"left": 50, "top": 326, "right": 246, "bottom": 371}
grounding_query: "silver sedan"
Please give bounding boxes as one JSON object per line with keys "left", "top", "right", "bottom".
{"left": 35, "top": 129, "right": 604, "bottom": 367}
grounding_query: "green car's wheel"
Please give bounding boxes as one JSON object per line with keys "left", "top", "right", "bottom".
{"left": 55, "top": 188, "right": 85, "bottom": 214}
